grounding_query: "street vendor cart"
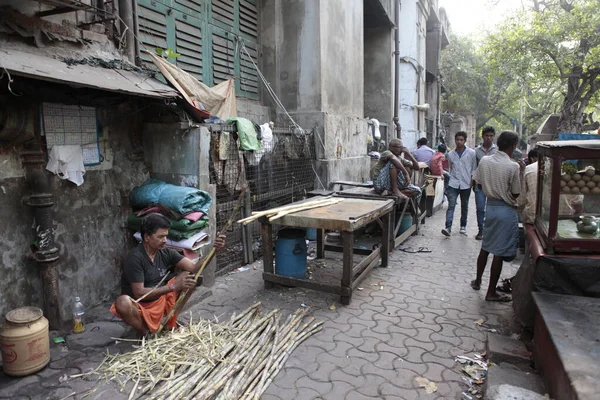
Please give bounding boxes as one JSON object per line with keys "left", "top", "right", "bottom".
{"left": 511, "top": 140, "right": 600, "bottom": 400}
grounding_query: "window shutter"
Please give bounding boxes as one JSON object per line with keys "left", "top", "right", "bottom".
{"left": 174, "top": 11, "right": 204, "bottom": 80}
{"left": 137, "top": 0, "right": 173, "bottom": 69}
{"left": 173, "top": 0, "right": 203, "bottom": 14}
{"left": 211, "top": 0, "right": 235, "bottom": 29}
{"left": 239, "top": 39, "right": 258, "bottom": 97}
{"left": 239, "top": 0, "right": 257, "bottom": 41}
{"left": 211, "top": 27, "right": 235, "bottom": 85}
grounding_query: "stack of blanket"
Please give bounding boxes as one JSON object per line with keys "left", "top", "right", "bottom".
{"left": 127, "top": 179, "right": 213, "bottom": 253}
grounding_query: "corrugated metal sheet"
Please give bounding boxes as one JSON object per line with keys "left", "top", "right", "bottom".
{"left": 0, "top": 48, "right": 178, "bottom": 99}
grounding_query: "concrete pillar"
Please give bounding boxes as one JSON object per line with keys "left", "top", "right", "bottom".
{"left": 261, "top": 0, "right": 371, "bottom": 187}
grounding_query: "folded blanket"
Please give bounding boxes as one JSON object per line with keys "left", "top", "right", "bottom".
{"left": 134, "top": 230, "right": 210, "bottom": 251}
{"left": 130, "top": 178, "right": 212, "bottom": 214}
{"left": 127, "top": 214, "right": 208, "bottom": 240}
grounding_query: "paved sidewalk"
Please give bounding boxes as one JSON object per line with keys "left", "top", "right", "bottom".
{"left": 0, "top": 198, "right": 521, "bottom": 399}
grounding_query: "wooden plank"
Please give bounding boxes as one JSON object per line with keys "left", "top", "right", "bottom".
{"left": 275, "top": 198, "right": 394, "bottom": 232}
{"left": 394, "top": 225, "right": 416, "bottom": 248}
{"left": 341, "top": 231, "right": 354, "bottom": 305}
{"left": 263, "top": 273, "right": 346, "bottom": 295}
{"left": 352, "top": 247, "right": 381, "bottom": 276}
{"left": 381, "top": 211, "right": 390, "bottom": 268}
{"left": 324, "top": 244, "right": 371, "bottom": 256}
{"left": 352, "top": 255, "right": 380, "bottom": 290}
{"left": 261, "top": 223, "right": 274, "bottom": 289}
{"left": 317, "top": 228, "right": 325, "bottom": 259}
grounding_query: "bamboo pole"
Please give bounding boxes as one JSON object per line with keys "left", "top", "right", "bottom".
{"left": 156, "top": 186, "right": 248, "bottom": 334}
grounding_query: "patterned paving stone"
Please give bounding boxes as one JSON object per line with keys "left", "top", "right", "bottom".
{"left": 17, "top": 198, "right": 522, "bottom": 400}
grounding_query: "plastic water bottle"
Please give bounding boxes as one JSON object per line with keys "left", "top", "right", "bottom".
{"left": 73, "top": 296, "right": 85, "bottom": 333}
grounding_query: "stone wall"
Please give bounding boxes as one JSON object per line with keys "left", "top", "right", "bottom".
{"left": 0, "top": 101, "right": 149, "bottom": 321}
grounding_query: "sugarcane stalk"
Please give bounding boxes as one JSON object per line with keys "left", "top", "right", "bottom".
{"left": 267, "top": 199, "right": 341, "bottom": 222}
{"left": 156, "top": 186, "right": 248, "bottom": 334}
{"left": 238, "top": 198, "right": 335, "bottom": 222}
{"left": 238, "top": 198, "right": 341, "bottom": 225}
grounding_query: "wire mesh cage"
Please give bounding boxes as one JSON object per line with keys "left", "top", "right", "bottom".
{"left": 208, "top": 125, "right": 317, "bottom": 273}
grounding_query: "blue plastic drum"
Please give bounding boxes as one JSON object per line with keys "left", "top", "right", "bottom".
{"left": 275, "top": 229, "right": 307, "bottom": 279}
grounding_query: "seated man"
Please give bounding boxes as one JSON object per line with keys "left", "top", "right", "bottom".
{"left": 429, "top": 143, "right": 449, "bottom": 188}
{"left": 111, "top": 213, "right": 225, "bottom": 335}
{"left": 412, "top": 137, "right": 436, "bottom": 167}
{"left": 370, "top": 138, "right": 421, "bottom": 200}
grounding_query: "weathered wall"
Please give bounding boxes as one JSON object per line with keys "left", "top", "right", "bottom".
{"left": 364, "top": 26, "right": 394, "bottom": 124}
{"left": 142, "top": 123, "right": 217, "bottom": 285}
{"left": 320, "top": 0, "right": 364, "bottom": 116}
{"left": 237, "top": 98, "right": 272, "bottom": 123}
{"left": 0, "top": 147, "right": 42, "bottom": 319}
{"left": 398, "top": 0, "right": 432, "bottom": 150}
{"left": 0, "top": 103, "right": 149, "bottom": 321}
{"left": 260, "top": 0, "right": 370, "bottom": 185}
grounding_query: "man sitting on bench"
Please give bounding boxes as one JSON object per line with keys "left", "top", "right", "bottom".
{"left": 371, "top": 138, "right": 422, "bottom": 201}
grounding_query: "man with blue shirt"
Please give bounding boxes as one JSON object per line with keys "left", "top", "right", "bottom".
{"left": 412, "top": 138, "right": 436, "bottom": 167}
{"left": 442, "top": 131, "right": 477, "bottom": 237}
{"left": 474, "top": 126, "right": 498, "bottom": 240}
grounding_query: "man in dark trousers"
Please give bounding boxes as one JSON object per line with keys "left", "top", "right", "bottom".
{"left": 471, "top": 131, "right": 522, "bottom": 302}
{"left": 442, "top": 131, "right": 477, "bottom": 236}
{"left": 111, "top": 213, "right": 225, "bottom": 335}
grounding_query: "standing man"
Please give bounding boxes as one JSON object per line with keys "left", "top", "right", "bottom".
{"left": 442, "top": 131, "right": 477, "bottom": 236}
{"left": 474, "top": 126, "right": 498, "bottom": 240}
{"left": 412, "top": 138, "right": 436, "bottom": 167}
{"left": 470, "top": 131, "right": 522, "bottom": 302}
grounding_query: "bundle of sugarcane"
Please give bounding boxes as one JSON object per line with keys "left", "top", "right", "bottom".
{"left": 84, "top": 303, "right": 322, "bottom": 400}
{"left": 237, "top": 197, "right": 343, "bottom": 225}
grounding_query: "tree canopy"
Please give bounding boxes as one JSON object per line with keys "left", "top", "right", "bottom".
{"left": 441, "top": 0, "right": 600, "bottom": 135}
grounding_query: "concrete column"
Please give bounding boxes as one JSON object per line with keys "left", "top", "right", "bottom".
{"left": 260, "top": 0, "right": 371, "bottom": 187}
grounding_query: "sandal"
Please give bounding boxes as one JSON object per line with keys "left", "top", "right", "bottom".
{"left": 485, "top": 294, "right": 512, "bottom": 302}
{"left": 496, "top": 278, "right": 513, "bottom": 293}
{"left": 398, "top": 247, "right": 432, "bottom": 253}
{"left": 470, "top": 280, "right": 481, "bottom": 290}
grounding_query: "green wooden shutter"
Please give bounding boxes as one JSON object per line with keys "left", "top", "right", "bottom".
{"left": 172, "top": 0, "right": 203, "bottom": 14}
{"left": 239, "top": 0, "right": 257, "bottom": 41}
{"left": 238, "top": 39, "right": 258, "bottom": 97}
{"left": 210, "top": 0, "right": 235, "bottom": 30}
{"left": 174, "top": 11, "right": 204, "bottom": 81}
{"left": 136, "top": 0, "right": 260, "bottom": 99}
{"left": 210, "top": 26, "right": 236, "bottom": 85}
{"left": 137, "top": 0, "right": 174, "bottom": 69}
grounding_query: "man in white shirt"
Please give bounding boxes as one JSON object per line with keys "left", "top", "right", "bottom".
{"left": 442, "top": 131, "right": 477, "bottom": 236}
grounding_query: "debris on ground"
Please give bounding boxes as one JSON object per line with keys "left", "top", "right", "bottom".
{"left": 415, "top": 377, "right": 438, "bottom": 394}
{"left": 456, "top": 352, "right": 488, "bottom": 398}
{"left": 75, "top": 303, "right": 322, "bottom": 399}
{"left": 474, "top": 319, "right": 485, "bottom": 326}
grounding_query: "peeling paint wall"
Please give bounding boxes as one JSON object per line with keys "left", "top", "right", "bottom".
{"left": 0, "top": 102, "right": 149, "bottom": 321}
{"left": 260, "top": 0, "right": 370, "bottom": 186}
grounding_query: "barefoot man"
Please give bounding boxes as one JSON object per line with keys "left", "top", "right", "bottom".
{"left": 371, "top": 138, "right": 421, "bottom": 200}
{"left": 470, "top": 131, "right": 522, "bottom": 302}
{"left": 111, "top": 213, "right": 225, "bottom": 335}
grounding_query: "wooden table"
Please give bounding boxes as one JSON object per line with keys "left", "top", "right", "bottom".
{"left": 261, "top": 198, "right": 394, "bottom": 305}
